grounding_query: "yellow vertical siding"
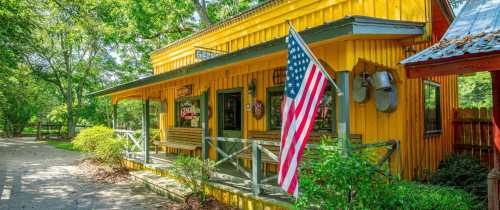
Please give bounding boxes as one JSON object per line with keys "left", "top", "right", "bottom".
{"left": 151, "top": 0, "right": 428, "bottom": 74}
{"left": 111, "top": 0, "right": 457, "bottom": 180}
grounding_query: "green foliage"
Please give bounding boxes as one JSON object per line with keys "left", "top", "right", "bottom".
{"left": 0, "top": 0, "right": 36, "bottom": 70}
{"left": 95, "top": 137, "right": 125, "bottom": 166}
{"left": 430, "top": 154, "right": 488, "bottom": 207}
{"left": 46, "top": 140, "right": 76, "bottom": 151}
{"left": 459, "top": 73, "right": 492, "bottom": 108}
{"left": 0, "top": 66, "right": 57, "bottom": 136}
{"left": 168, "top": 156, "right": 215, "bottom": 201}
{"left": 296, "top": 142, "right": 394, "bottom": 209}
{"left": 46, "top": 140, "right": 79, "bottom": 152}
{"left": 392, "top": 181, "right": 477, "bottom": 210}
{"left": 296, "top": 138, "right": 480, "bottom": 210}
{"left": 72, "top": 125, "right": 114, "bottom": 152}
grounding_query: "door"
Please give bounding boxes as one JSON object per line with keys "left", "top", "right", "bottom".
{"left": 217, "top": 89, "right": 243, "bottom": 157}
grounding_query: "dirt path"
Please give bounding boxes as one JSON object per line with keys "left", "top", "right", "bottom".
{"left": 0, "top": 137, "right": 174, "bottom": 210}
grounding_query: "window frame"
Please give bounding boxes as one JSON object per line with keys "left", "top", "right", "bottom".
{"left": 266, "top": 86, "right": 284, "bottom": 130}
{"left": 265, "top": 85, "right": 336, "bottom": 132}
{"left": 174, "top": 96, "right": 202, "bottom": 128}
{"left": 423, "top": 80, "right": 442, "bottom": 137}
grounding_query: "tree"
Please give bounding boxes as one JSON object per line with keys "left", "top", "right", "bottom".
{"left": 26, "top": 0, "right": 141, "bottom": 138}
{"left": 0, "top": 0, "right": 36, "bottom": 69}
{"left": 459, "top": 72, "right": 492, "bottom": 108}
{"left": 0, "top": 66, "right": 56, "bottom": 136}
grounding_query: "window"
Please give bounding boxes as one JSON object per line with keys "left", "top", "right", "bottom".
{"left": 267, "top": 85, "right": 336, "bottom": 131}
{"left": 175, "top": 98, "right": 201, "bottom": 128}
{"left": 220, "top": 92, "right": 242, "bottom": 131}
{"left": 268, "top": 87, "right": 284, "bottom": 130}
{"left": 423, "top": 80, "right": 442, "bottom": 135}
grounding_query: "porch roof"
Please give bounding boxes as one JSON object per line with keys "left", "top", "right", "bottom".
{"left": 89, "top": 16, "right": 424, "bottom": 97}
{"left": 402, "top": 0, "right": 500, "bottom": 78}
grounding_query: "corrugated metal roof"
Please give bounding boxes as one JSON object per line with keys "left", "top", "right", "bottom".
{"left": 401, "top": 0, "right": 500, "bottom": 64}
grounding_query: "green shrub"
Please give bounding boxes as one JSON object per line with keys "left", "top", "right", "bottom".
{"left": 393, "top": 181, "right": 477, "bottom": 210}
{"left": 296, "top": 138, "right": 480, "bottom": 210}
{"left": 95, "top": 137, "right": 125, "bottom": 166}
{"left": 296, "top": 140, "right": 394, "bottom": 209}
{"left": 72, "top": 125, "right": 114, "bottom": 152}
{"left": 168, "top": 156, "right": 215, "bottom": 201}
{"left": 430, "top": 154, "right": 488, "bottom": 206}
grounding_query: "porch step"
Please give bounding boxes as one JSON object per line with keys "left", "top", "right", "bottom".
{"left": 129, "top": 170, "right": 191, "bottom": 202}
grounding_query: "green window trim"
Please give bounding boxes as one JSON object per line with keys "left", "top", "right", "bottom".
{"left": 423, "top": 80, "right": 442, "bottom": 137}
{"left": 266, "top": 85, "right": 337, "bottom": 132}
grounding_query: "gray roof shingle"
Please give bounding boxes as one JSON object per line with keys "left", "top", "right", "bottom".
{"left": 401, "top": 0, "right": 500, "bottom": 64}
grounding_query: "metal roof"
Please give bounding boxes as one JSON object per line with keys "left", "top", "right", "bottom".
{"left": 401, "top": 0, "right": 500, "bottom": 65}
{"left": 90, "top": 16, "right": 424, "bottom": 97}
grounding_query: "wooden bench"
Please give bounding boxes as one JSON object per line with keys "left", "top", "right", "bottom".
{"left": 153, "top": 127, "right": 203, "bottom": 155}
{"left": 238, "top": 131, "right": 362, "bottom": 163}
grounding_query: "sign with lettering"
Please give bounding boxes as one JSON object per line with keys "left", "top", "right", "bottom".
{"left": 195, "top": 49, "right": 223, "bottom": 60}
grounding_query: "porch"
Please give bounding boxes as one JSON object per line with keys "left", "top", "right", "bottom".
{"left": 116, "top": 128, "right": 400, "bottom": 199}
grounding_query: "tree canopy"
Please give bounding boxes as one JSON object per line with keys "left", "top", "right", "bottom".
{"left": 0, "top": 0, "right": 263, "bottom": 137}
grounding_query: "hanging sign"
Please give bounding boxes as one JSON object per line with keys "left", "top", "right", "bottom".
{"left": 272, "top": 67, "right": 286, "bottom": 85}
{"left": 177, "top": 85, "right": 193, "bottom": 97}
{"left": 195, "top": 47, "right": 225, "bottom": 60}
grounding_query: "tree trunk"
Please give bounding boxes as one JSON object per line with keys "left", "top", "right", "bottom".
{"left": 66, "top": 94, "right": 76, "bottom": 138}
{"left": 192, "top": 0, "right": 212, "bottom": 26}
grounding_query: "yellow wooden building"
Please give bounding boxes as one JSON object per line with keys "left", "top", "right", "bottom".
{"left": 92, "top": 0, "right": 457, "bottom": 182}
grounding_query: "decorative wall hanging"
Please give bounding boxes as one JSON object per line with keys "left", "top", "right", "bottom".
{"left": 375, "top": 83, "right": 398, "bottom": 113}
{"left": 373, "top": 71, "right": 398, "bottom": 113}
{"left": 252, "top": 100, "right": 265, "bottom": 120}
{"left": 371, "top": 70, "right": 393, "bottom": 90}
{"left": 272, "top": 67, "right": 286, "bottom": 85}
{"left": 176, "top": 84, "right": 193, "bottom": 97}
{"left": 353, "top": 72, "right": 370, "bottom": 103}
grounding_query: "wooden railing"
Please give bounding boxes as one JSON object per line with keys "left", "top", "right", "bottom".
{"left": 115, "top": 129, "right": 145, "bottom": 160}
{"left": 453, "top": 108, "right": 494, "bottom": 168}
{"left": 204, "top": 136, "right": 399, "bottom": 196}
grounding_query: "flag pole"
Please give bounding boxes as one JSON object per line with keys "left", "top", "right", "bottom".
{"left": 286, "top": 20, "right": 343, "bottom": 96}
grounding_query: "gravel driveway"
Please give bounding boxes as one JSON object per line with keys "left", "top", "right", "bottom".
{"left": 0, "top": 137, "right": 173, "bottom": 210}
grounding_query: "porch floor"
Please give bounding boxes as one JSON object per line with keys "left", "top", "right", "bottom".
{"left": 127, "top": 152, "right": 292, "bottom": 202}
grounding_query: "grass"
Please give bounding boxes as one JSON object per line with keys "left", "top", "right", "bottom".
{"left": 46, "top": 140, "right": 80, "bottom": 152}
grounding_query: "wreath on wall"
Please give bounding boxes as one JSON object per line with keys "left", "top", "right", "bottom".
{"left": 252, "top": 100, "right": 265, "bottom": 120}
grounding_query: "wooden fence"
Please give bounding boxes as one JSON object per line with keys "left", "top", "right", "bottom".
{"left": 453, "top": 108, "right": 494, "bottom": 168}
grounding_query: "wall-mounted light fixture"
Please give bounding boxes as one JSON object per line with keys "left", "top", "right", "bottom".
{"left": 248, "top": 79, "right": 256, "bottom": 97}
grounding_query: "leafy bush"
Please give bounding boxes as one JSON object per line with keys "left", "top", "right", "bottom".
{"left": 95, "top": 137, "right": 125, "bottom": 166}
{"left": 150, "top": 128, "right": 160, "bottom": 141}
{"left": 430, "top": 154, "right": 488, "bottom": 207}
{"left": 133, "top": 128, "right": 160, "bottom": 146}
{"left": 296, "top": 141, "right": 394, "bottom": 209}
{"left": 393, "top": 181, "right": 477, "bottom": 210}
{"left": 296, "top": 138, "right": 480, "bottom": 210}
{"left": 168, "top": 156, "right": 215, "bottom": 201}
{"left": 72, "top": 125, "right": 114, "bottom": 152}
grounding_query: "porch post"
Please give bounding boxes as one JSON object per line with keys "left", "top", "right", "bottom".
{"left": 252, "top": 141, "right": 262, "bottom": 195}
{"left": 112, "top": 104, "right": 117, "bottom": 129}
{"left": 336, "top": 71, "right": 351, "bottom": 153}
{"left": 201, "top": 90, "right": 210, "bottom": 160}
{"left": 142, "top": 99, "right": 150, "bottom": 163}
{"left": 488, "top": 71, "right": 500, "bottom": 210}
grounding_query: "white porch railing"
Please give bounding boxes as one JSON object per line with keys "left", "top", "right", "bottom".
{"left": 115, "top": 129, "right": 145, "bottom": 160}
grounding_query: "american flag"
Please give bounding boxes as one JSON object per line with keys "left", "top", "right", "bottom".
{"left": 278, "top": 26, "right": 330, "bottom": 197}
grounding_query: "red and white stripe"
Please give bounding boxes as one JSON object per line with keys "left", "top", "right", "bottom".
{"left": 278, "top": 62, "right": 328, "bottom": 196}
